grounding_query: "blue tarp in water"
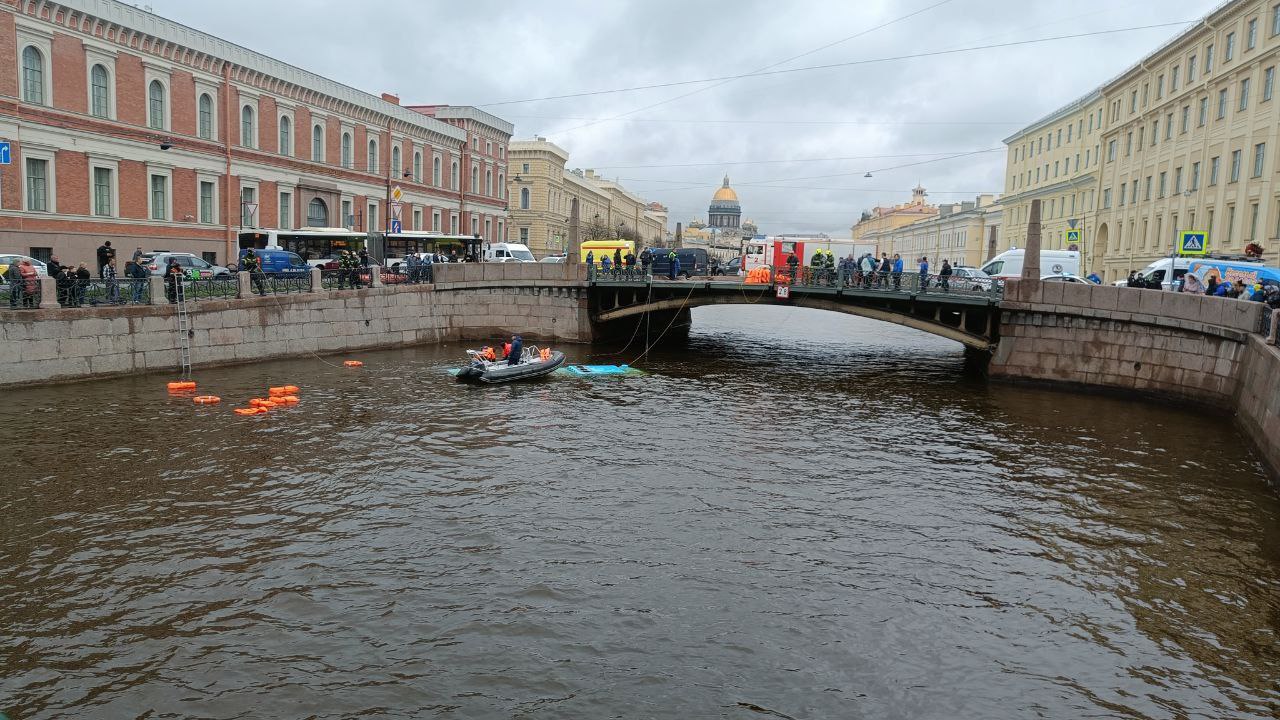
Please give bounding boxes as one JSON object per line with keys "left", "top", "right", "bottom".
{"left": 559, "top": 364, "right": 637, "bottom": 376}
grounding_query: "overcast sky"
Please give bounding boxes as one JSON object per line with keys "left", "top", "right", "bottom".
{"left": 148, "top": 0, "right": 1211, "bottom": 237}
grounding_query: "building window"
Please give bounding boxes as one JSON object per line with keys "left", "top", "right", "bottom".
{"left": 1119, "top": 184, "right": 1126, "bottom": 206}
{"left": 1165, "top": 113, "right": 1173, "bottom": 139}
{"left": 1159, "top": 172, "right": 1167, "bottom": 197}
{"left": 1254, "top": 142, "right": 1266, "bottom": 177}
{"left": 1231, "top": 149, "right": 1242, "bottom": 182}
{"left": 1191, "top": 161, "right": 1201, "bottom": 190}
{"left": 275, "top": 191, "right": 290, "bottom": 229}
{"left": 199, "top": 181, "right": 215, "bottom": 223}
{"left": 21, "top": 46, "right": 44, "bottom": 104}
{"left": 1181, "top": 105, "right": 1190, "bottom": 133}
{"left": 1171, "top": 65, "right": 1180, "bottom": 91}
{"left": 1175, "top": 167, "right": 1183, "bottom": 194}
{"left": 92, "top": 166, "right": 113, "bottom": 217}
{"left": 1103, "top": 188, "right": 1112, "bottom": 209}
{"left": 519, "top": 227, "right": 529, "bottom": 243}
{"left": 90, "top": 64, "right": 110, "bottom": 118}
{"left": 451, "top": 161, "right": 459, "bottom": 189}
{"left": 413, "top": 208, "right": 422, "bottom": 230}
{"left": 1250, "top": 202, "right": 1260, "bottom": 240}
{"left": 307, "top": 198, "right": 328, "bottom": 227}
{"left": 432, "top": 210, "right": 440, "bottom": 231}
{"left": 522, "top": 162, "right": 530, "bottom": 173}
{"left": 1266, "top": 67, "right": 1276, "bottom": 101}
{"left": 1240, "top": 78, "right": 1251, "bottom": 110}
{"left": 1144, "top": 175, "right": 1152, "bottom": 200}
{"left": 150, "top": 174, "right": 168, "bottom": 220}
{"left": 1107, "top": 139, "right": 1117, "bottom": 162}
{"left": 368, "top": 139, "right": 378, "bottom": 173}
{"left": 471, "top": 217, "right": 479, "bottom": 235}
{"left": 519, "top": 187, "right": 530, "bottom": 209}
{"left": 25, "top": 158, "right": 48, "bottom": 211}
{"left": 148, "top": 80, "right": 166, "bottom": 129}
{"left": 1210, "top": 156, "right": 1221, "bottom": 185}
{"left": 311, "top": 124, "right": 324, "bottom": 161}
{"left": 413, "top": 151, "right": 422, "bottom": 182}
{"left": 1274, "top": 4, "right": 1280, "bottom": 36}
{"left": 341, "top": 132, "right": 352, "bottom": 168}
{"left": 367, "top": 202, "right": 378, "bottom": 231}
{"left": 1199, "top": 96, "right": 1209, "bottom": 126}
{"left": 1157, "top": 74, "right": 1164, "bottom": 99}
{"left": 198, "top": 93, "right": 214, "bottom": 139}
{"left": 497, "top": 173, "right": 504, "bottom": 199}
{"left": 392, "top": 146, "right": 401, "bottom": 178}
{"left": 470, "top": 165, "right": 478, "bottom": 193}
{"left": 433, "top": 156, "right": 442, "bottom": 185}
{"left": 451, "top": 214, "right": 459, "bottom": 234}
{"left": 1227, "top": 205, "right": 1236, "bottom": 243}
{"left": 240, "top": 105, "right": 256, "bottom": 148}
{"left": 1248, "top": 18, "right": 1258, "bottom": 49}
{"left": 240, "top": 186, "right": 256, "bottom": 227}
{"left": 1130, "top": 90, "right": 1138, "bottom": 113}
{"left": 1218, "top": 88, "right": 1228, "bottom": 119}
{"left": 485, "top": 169, "right": 492, "bottom": 195}
{"left": 1188, "top": 54, "right": 1198, "bottom": 81}
{"left": 342, "top": 199, "right": 352, "bottom": 228}
{"left": 279, "top": 115, "right": 291, "bottom": 155}
{"left": 1226, "top": 32, "right": 1236, "bottom": 61}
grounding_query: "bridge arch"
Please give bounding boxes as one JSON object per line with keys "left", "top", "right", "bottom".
{"left": 591, "top": 290, "right": 997, "bottom": 351}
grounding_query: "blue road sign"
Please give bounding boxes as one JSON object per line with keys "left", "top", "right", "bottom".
{"left": 1179, "top": 231, "right": 1208, "bottom": 255}
{"left": 390, "top": 219, "right": 403, "bottom": 234}
{"left": 0, "top": 142, "right": 10, "bottom": 165}
{"left": 1065, "top": 229, "right": 1082, "bottom": 245}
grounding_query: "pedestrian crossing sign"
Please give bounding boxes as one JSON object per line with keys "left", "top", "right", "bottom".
{"left": 1179, "top": 231, "right": 1208, "bottom": 255}
{"left": 1065, "top": 229, "right": 1082, "bottom": 245}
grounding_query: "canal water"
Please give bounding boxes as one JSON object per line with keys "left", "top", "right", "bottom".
{"left": 1, "top": 306, "right": 1278, "bottom": 719}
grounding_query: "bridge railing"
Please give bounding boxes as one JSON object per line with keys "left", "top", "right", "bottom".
{"left": 588, "top": 263, "right": 1004, "bottom": 299}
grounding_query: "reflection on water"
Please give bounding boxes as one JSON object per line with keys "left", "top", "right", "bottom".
{"left": 1, "top": 305, "right": 1277, "bottom": 719}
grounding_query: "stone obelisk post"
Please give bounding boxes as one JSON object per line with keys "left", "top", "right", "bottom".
{"left": 1022, "top": 199, "right": 1042, "bottom": 280}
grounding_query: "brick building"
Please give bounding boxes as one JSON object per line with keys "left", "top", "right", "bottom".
{"left": 0, "top": 0, "right": 512, "bottom": 268}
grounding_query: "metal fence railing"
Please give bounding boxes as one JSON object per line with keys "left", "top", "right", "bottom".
{"left": 173, "top": 276, "right": 238, "bottom": 302}
{"left": 589, "top": 264, "right": 1005, "bottom": 299}
{"left": 76, "top": 278, "right": 150, "bottom": 306}
{"left": 321, "top": 269, "right": 368, "bottom": 290}
{"left": 2, "top": 280, "right": 42, "bottom": 309}
{"left": 380, "top": 264, "right": 433, "bottom": 284}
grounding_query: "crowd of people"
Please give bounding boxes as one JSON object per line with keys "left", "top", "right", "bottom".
{"left": 784, "top": 250, "right": 955, "bottom": 291}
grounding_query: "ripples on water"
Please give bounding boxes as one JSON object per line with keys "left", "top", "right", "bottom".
{"left": 1, "top": 306, "right": 1278, "bottom": 719}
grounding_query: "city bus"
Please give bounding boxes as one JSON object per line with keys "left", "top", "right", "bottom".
{"left": 238, "top": 228, "right": 368, "bottom": 268}
{"left": 370, "top": 231, "right": 483, "bottom": 267}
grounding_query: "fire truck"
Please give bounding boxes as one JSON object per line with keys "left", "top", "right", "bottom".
{"left": 740, "top": 235, "right": 874, "bottom": 275}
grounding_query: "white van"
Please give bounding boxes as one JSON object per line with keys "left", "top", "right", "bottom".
{"left": 1111, "top": 257, "right": 1192, "bottom": 290}
{"left": 484, "top": 243, "right": 536, "bottom": 262}
{"left": 980, "top": 249, "right": 1080, "bottom": 279}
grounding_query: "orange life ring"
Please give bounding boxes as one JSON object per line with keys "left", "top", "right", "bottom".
{"left": 249, "top": 398, "right": 278, "bottom": 408}
{"left": 268, "top": 386, "right": 288, "bottom": 395}
{"left": 234, "top": 407, "right": 264, "bottom": 416}
{"left": 167, "top": 381, "right": 197, "bottom": 391}
{"left": 344, "top": 360, "right": 364, "bottom": 367}
{"left": 193, "top": 395, "right": 221, "bottom": 404}
{"left": 283, "top": 385, "right": 299, "bottom": 393}
{"left": 276, "top": 395, "right": 299, "bottom": 405}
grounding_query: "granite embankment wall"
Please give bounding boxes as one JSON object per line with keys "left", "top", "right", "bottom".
{"left": 992, "top": 278, "right": 1280, "bottom": 484}
{"left": 0, "top": 263, "right": 589, "bottom": 386}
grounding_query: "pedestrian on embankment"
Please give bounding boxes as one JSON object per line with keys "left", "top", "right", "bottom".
{"left": 918, "top": 256, "right": 930, "bottom": 291}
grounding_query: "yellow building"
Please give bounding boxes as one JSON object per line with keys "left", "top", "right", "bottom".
{"left": 851, "top": 186, "right": 939, "bottom": 244}
{"left": 506, "top": 138, "right": 666, "bottom": 256}
{"left": 1004, "top": 0, "right": 1280, "bottom": 282}
{"left": 864, "top": 195, "right": 1003, "bottom": 267}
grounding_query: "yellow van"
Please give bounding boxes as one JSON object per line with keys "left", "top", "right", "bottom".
{"left": 579, "top": 240, "right": 635, "bottom": 263}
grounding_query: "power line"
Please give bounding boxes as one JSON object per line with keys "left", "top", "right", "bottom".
{"left": 507, "top": 115, "right": 1028, "bottom": 127}
{"left": 547, "top": 0, "right": 955, "bottom": 135}
{"left": 590, "top": 150, "right": 999, "bottom": 170}
{"left": 477, "top": 21, "right": 1192, "bottom": 108}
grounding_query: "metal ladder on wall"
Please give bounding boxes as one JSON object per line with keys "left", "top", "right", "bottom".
{"left": 175, "top": 277, "right": 192, "bottom": 377}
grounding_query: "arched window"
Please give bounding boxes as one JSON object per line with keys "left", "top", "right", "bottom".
{"left": 90, "top": 64, "right": 109, "bottom": 117}
{"left": 451, "top": 161, "right": 459, "bottom": 189}
{"left": 413, "top": 152, "right": 422, "bottom": 182}
{"left": 367, "top": 139, "right": 378, "bottom": 173}
{"left": 498, "top": 173, "right": 504, "bottom": 199}
{"left": 519, "top": 187, "right": 530, "bottom": 210}
{"left": 240, "top": 105, "right": 255, "bottom": 148}
{"left": 307, "top": 198, "right": 328, "bottom": 227}
{"left": 391, "top": 146, "right": 401, "bottom": 177}
{"left": 470, "top": 165, "right": 478, "bottom": 193}
{"left": 485, "top": 169, "right": 492, "bottom": 196}
{"left": 278, "top": 115, "right": 291, "bottom": 155}
{"left": 433, "top": 157, "right": 442, "bottom": 185}
{"left": 311, "top": 124, "right": 323, "bottom": 161}
{"left": 341, "top": 132, "right": 352, "bottom": 168}
{"left": 21, "top": 46, "right": 44, "bottom": 104}
{"left": 198, "top": 94, "right": 213, "bottom": 139}
{"left": 148, "top": 80, "right": 165, "bottom": 129}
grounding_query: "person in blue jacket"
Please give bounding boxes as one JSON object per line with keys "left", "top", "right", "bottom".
{"left": 507, "top": 334, "right": 524, "bottom": 366}
{"left": 918, "top": 256, "right": 930, "bottom": 290}
{"left": 891, "top": 253, "right": 904, "bottom": 290}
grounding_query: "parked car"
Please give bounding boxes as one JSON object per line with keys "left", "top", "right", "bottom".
{"left": 646, "top": 247, "right": 710, "bottom": 278}
{"left": 484, "top": 243, "right": 536, "bottom": 262}
{"left": 236, "top": 248, "right": 310, "bottom": 276}
{"left": 951, "top": 265, "right": 994, "bottom": 290}
{"left": 140, "top": 252, "right": 231, "bottom": 278}
{"left": 1041, "top": 272, "right": 1095, "bottom": 284}
{"left": 981, "top": 249, "right": 1081, "bottom": 279}
{"left": 539, "top": 254, "right": 567, "bottom": 263}
{"left": 0, "top": 254, "right": 49, "bottom": 277}
{"left": 721, "top": 256, "right": 743, "bottom": 275}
